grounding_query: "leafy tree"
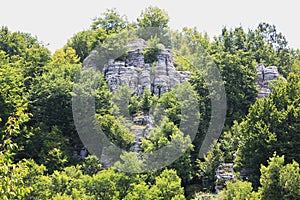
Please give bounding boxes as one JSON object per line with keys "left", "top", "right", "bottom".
{"left": 149, "top": 169, "right": 186, "bottom": 200}
{"left": 111, "top": 85, "right": 132, "bottom": 118}
{"left": 50, "top": 47, "right": 80, "bottom": 66}
{"left": 196, "top": 142, "right": 224, "bottom": 191}
{"left": 188, "top": 72, "right": 211, "bottom": 160}
{"left": 95, "top": 75, "right": 113, "bottom": 115}
{"left": 259, "top": 153, "right": 285, "bottom": 200}
{"left": 259, "top": 153, "right": 300, "bottom": 200}
{"left": 35, "top": 166, "right": 90, "bottom": 199}
{"left": 66, "top": 28, "right": 107, "bottom": 62}
{"left": 0, "top": 107, "right": 33, "bottom": 200}
{"left": 235, "top": 73, "right": 300, "bottom": 188}
{"left": 0, "top": 26, "right": 50, "bottom": 77}
{"left": 279, "top": 160, "right": 300, "bottom": 199}
{"left": 97, "top": 114, "right": 134, "bottom": 150}
{"left": 137, "top": 6, "right": 169, "bottom": 30}
{"left": 143, "top": 36, "right": 162, "bottom": 63}
{"left": 80, "top": 155, "right": 102, "bottom": 176}
{"left": 155, "top": 90, "right": 181, "bottom": 125}
{"left": 0, "top": 156, "right": 33, "bottom": 200}
{"left": 0, "top": 53, "right": 27, "bottom": 126}
{"left": 137, "top": 6, "right": 171, "bottom": 46}
{"left": 36, "top": 126, "right": 69, "bottom": 172}
{"left": 214, "top": 52, "right": 257, "bottom": 125}
{"left": 247, "top": 23, "right": 294, "bottom": 77}
{"left": 219, "top": 122, "right": 241, "bottom": 163}
{"left": 141, "top": 88, "right": 153, "bottom": 113}
{"left": 142, "top": 117, "right": 194, "bottom": 185}
{"left": 85, "top": 168, "right": 120, "bottom": 200}
{"left": 290, "top": 50, "right": 300, "bottom": 74}
{"left": 91, "top": 8, "right": 128, "bottom": 33}
{"left": 123, "top": 181, "right": 151, "bottom": 200}
{"left": 128, "top": 94, "right": 140, "bottom": 116}
{"left": 219, "top": 180, "right": 255, "bottom": 200}
{"left": 28, "top": 63, "right": 80, "bottom": 133}
{"left": 210, "top": 27, "right": 258, "bottom": 125}
{"left": 114, "top": 152, "right": 145, "bottom": 173}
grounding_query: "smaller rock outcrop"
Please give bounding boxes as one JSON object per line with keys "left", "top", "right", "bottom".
{"left": 256, "top": 64, "right": 279, "bottom": 99}
{"left": 130, "top": 113, "right": 154, "bottom": 152}
{"left": 215, "top": 163, "right": 235, "bottom": 193}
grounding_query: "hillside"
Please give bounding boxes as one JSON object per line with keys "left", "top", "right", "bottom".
{"left": 1, "top": 7, "right": 299, "bottom": 200}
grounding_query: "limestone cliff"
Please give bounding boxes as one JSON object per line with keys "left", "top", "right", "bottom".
{"left": 82, "top": 40, "right": 191, "bottom": 97}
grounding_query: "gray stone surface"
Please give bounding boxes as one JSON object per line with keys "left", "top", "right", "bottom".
{"left": 256, "top": 64, "right": 279, "bottom": 99}
{"left": 82, "top": 41, "right": 191, "bottom": 97}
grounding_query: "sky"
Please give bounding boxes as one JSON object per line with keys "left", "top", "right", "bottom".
{"left": 1, "top": 0, "right": 300, "bottom": 53}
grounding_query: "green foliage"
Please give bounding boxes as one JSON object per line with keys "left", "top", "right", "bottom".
{"left": 219, "top": 122, "right": 241, "bottom": 163}
{"left": 66, "top": 28, "right": 107, "bottom": 62}
{"left": 249, "top": 23, "right": 294, "bottom": 77}
{"left": 1, "top": 7, "right": 299, "bottom": 200}
{"left": 0, "top": 106, "right": 33, "bottom": 200}
{"left": 29, "top": 165, "right": 91, "bottom": 199}
{"left": 172, "top": 27, "right": 211, "bottom": 71}
{"left": 81, "top": 155, "right": 102, "bottom": 176}
{"left": 0, "top": 26, "right": 50, "bottom": 70}
{"left": 50, "top": 47, "right": 80, "bottom": 66}
{"left": 87, "top": 168, "right": 120, "bottom": 200}
{"left": 279, "top": 160, "right": 300, "bottom": 199}
{"left": 114, "top": 152, "right": 145, "bottom": 173}
{"left": 137, "top": 6, "right": 171, "bottom": 47}
{"left": 128, "top": 94, "right": 140, "bottom": 116}
{"left": 218, "top": 180, "right": 255, "bottom": 200}
{"left": 149, "top": 169, "right": 186, "bottom": 200}
{"left": 0, "top": 156, "right": 33, "bottom": 200}
{"left": 219, "top": 154, "right": 300, "bottom": 200}
{"left": 123, "top": 181, "right": 151, "bottom": 200}
{"left": 91, "top": 8, "right": 128, "bottom": 33}
{"left": 143, "top": 36, "right": 162, "bottom": 63}
{"left": 259, "top": 153, "right": 285, "bottom": 200}
{"left": 97, "top": 114, "right": 134, "bottom": 150}
{"left": 259, "top": 153, "right": 300, "bottom": 200}
{"left": 174, "top": 53, "right": 193, "bottom": 71}
{"left": 235, "top": 73, "right": 300, "bottom": 187}
{"left": 155, "top": 90, "right": 181, "bottom": 125}
{"left": 196, "top": 142, "right": 224, "bottom": 191}
{"left": 137, "top": 6, "right": 169, "bottom": 29}
{"left": 93, "top": 30, "right": 130, "bottom": 67}
{"left": 142, "top": 117, "right": 194, "bottom": 184}
{"left": 141, "top": 88, "right": 153, "bottom": 113}
{"left": 112, "top": 85, "right": 132, "bottom": 118}
{"left": 0, "top": 54, "right": 27, "bottom": 126}
{"left": 29, "top": 63, "right": 81, "bottom": 133}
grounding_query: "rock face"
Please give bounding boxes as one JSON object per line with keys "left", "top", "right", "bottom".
{"left": 256, "top": 64, "right": 279, "bottom": 99}
{"left": 130, "top": 114, "right": 154, "bottom": 152}
{"left": 215, "top": 163, "right": 235, "bottom": 193}
{"left": 83, "top": 40, "right": 191, "bottom": 97}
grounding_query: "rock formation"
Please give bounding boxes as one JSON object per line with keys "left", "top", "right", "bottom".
{"left": 83, "top": 40, "right": 191, "bottom": 97}
{"left": 256, "top": 63, "right": 279, "bottom": 99}
{"left": 215, "top": 163, "right": 235, "bottom": 193}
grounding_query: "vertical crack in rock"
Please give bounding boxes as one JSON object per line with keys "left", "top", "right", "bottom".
{"left": 256, "top": 63, "right": 279, "bottom": 99}
{"left": 82, "top": 40, "right": 191, "bottom": 97}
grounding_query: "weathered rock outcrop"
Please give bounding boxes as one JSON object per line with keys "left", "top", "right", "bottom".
{"left": 256, "top": 64, "right": 279, "bottom": 99}
{"left": 215, "top": 163, "right": 235, "bottom": 193}
{"left": 83, "top": 40, "right": 191, "bottom": 97}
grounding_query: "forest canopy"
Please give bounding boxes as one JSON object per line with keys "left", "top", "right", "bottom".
{"left": 1, "top": 6, "right": 299, "bottom": 200}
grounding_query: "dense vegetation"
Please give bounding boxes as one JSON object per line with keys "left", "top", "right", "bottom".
{"left": 1, "top": 6, "right": 299, "bottom": 200}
